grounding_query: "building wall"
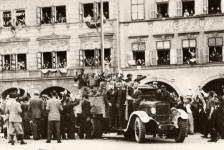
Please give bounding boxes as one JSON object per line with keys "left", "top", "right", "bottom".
{"left": 119, "top": 0, "right": 224, "bottom": 96}
{"left": 0, "top": 0, "right": 118, "bottom": 96}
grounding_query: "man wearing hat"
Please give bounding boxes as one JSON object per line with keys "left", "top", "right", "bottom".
{"left": 29, "top": 90, "right": 44, "bottom": 140}
{"left": 5, "top": 92, "right": 26, "bottom": 145}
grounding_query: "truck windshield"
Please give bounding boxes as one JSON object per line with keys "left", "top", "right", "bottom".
{"left": 140, "top": 88, "right": 158, "bottom": 101}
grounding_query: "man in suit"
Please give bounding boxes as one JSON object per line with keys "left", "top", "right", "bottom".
{"left": 130, "top": 81, "right": 143, "bottom": 110}
{"left": 116, "top": 81, "right": 126, "bottom": 128}
{"left": 105, "top": 83, "right": 117, "bottom": 129}
{"left": 46, "top": 90, "right": 63, "bottom": 143}
{"left": 29, "top": 90, "right": 44, "bottom": 140}
{"left": 5, "top": 93, "right": 26, "bottom": 145}
{"left": 61, "top": 92, "right": 79, "bottom": 139}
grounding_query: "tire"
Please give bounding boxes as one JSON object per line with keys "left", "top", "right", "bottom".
{"left": 175, "top": 119, "right": 187, "bottom": 143}
{"left": 134, "top": 117, "right": 146, "bottom": 143}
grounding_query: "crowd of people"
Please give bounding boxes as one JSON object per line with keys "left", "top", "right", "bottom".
{"left": 0, "top": 69, "right": 224, "bottom": 145}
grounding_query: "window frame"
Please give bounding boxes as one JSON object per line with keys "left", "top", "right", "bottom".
{"left": 156, "top": 40, "right": 171, "bottom": 50}
{"left": 131, "top": 0, "right": 145, "bottom": 20}
{"left": 208, "top": 37, "right": 223, "bottom": 47}
{"left": 182, "top": 39, "right": 197, "bottom": 48}
{"left": 132, "top": 42, "right": 146, "bottom": 51}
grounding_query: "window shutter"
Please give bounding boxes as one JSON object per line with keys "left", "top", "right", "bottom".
{"left": 0, "top": 55, "right": 3, "bottom": 71}
{"left": 151, "top": 51, "right": 157, "bottom": 66}
{"left": 79, "top": 3, "right": 84, "bottom": 22}
{"left": 203, "top": 0, "right": 208, "bottom": 14}
{"left": 196, "top": 48, "right": 199, "bottom": 64}
{"left": 93, "top": 2, "right": 98, "bottom": 21}
{"left": 36, "top": 7, "right": 41, "bottom": 25}
{"left": 51, "top": 6, "right": 56, "bottom": 24}
{"left": 151, "top": 0, "right": 157, "bottom": 18}
{"left": 176, "top": 49, "right": 182, "bottom": 64}
{"left": 176, "top": 1, "right": 182, "bottom": 16}
{"left": 11, "top": 10, "right": 16, "bottom": 26}
{"left": 79, "top": 50, "right": 84, "bottom": 67}
{"left": 11, "top": 54, "right": 16, "bottom": 70}
{"left": 52, "top": 52, "right": 56, "bottom": 68}
{"left": 37, "top": 52, "right": 42, "bottom": 69}
{"left": 127, "top": 52, "right": 135, "bottom": 66}
{"left": 203, "top": 47, "right": 209, "bottom": 63}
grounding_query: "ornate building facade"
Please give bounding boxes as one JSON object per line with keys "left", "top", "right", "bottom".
{"left": 0, "top": 0, "right": 119, "bottom": 96}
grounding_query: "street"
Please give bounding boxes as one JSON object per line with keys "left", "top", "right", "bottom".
{"left": 0, "top": 133, "right": 223, "bottom": 150}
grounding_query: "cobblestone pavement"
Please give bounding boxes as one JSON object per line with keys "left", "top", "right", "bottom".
{"left": 0, "top": 133, "right": 223, "bottom": 150}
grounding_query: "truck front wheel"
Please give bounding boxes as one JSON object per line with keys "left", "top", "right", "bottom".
{"left": 175, "top": 119, "right": 187, "bottom": 143}
{"left": 134, "top": 117, "right": 146, "bottom": 143}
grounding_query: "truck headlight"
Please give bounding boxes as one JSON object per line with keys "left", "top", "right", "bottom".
{"left": 150, "top": 107, "right": 156, "bottom": 115}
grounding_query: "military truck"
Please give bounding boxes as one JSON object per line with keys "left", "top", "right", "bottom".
{"left": 76, "top": 84, "right": 188, "bottom": 143}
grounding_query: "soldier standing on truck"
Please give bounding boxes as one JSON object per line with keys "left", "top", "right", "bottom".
{"left": 129, "top": 81, "right": 143, "bottom": 111}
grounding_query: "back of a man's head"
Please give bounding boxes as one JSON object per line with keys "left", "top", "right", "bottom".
{"left": 51, "top": 90, "right": 57, "bottom": 98}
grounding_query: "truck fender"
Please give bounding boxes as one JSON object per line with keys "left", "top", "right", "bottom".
{"left": 124, "top": 111, "right": 157, "bottom": 132}
{"left": 171, "top": 108, "right": 188, "bottom": 128}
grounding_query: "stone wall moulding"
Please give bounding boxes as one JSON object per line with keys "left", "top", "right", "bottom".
{"left": 36, "top": 33, "right": 71, "bottom": 41}
{"left": 0, "top": 42, "right": 28, "bottom": 55}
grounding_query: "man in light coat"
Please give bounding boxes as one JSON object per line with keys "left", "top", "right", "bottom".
{"left": 5, "top": 92, "right": 26, "bottom": 145}
{"left": 46, "top": 90, "right": 63, "bottom": 143}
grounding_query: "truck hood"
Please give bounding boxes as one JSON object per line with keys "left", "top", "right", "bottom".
{"left": 140, "top": 101, "right": 169, "bottom": 107}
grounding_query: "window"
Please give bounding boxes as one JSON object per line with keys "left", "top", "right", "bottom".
{"left": 3, "top": 11, "right": 12, "bottom": 27}
{"left": 16, "top": 10, "right": 26, "bottom": 26}
{"left": 2, "top": 54, "right": 26, "bottom": 71}
{"left": 56, "top": 51, "right": 67, "bottom": 68}
{"left": 38, "top": 6, "right": 66, "bottom": 25}
{"left": 41, "top": 7, "right": 52, "bottom": 24}
{"left": 42, "top": 52, "right": 52, "bottom": 68}
{"left": 80, "top": 49, "right": 111, "bottom": 67}
{"left": 157, "top": 3, "right": 169, "bottom": 18}
{"left": 208, "top": 0, "right": 221, "bottom": 14}
{"left": 56, "top": 6, "right": 66, "bottom": 23}
{"left": 156, "top": 41, "right": 170, "bottom": 65}
{"left": 182, "top": 39, "right": 197, "bottom": 64}
{"left": 81, "top": 2, "right": 109, "bottom": 28}
{"left": 82, "top": 2, "right": 109, "bottom": 20}
{"left": 182, "top": 0, "right": 195, "bottom": 17}
{"left": 131, "top": 0, "right": 144, "bottom": 20}
{"left": 17, "top": 54, "right": 26, "bottom": 70}
{"left": 208, "top": 37, "right": 223, "bottom": 63}
{"left": 40, "top": 51, "right": 67, "bottom": 69}
{"left": 132, "top": 42, "right": 145, "bottom": 65}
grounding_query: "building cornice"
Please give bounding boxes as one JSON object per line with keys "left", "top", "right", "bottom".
{"left": 37, "top": 33, "right": 71, "bottom": 41}
{"left": 0, "top": 36, "right": 30, "bottom": 43}
{"left": 78, "top": 32, "right": 114, "bottom": 38}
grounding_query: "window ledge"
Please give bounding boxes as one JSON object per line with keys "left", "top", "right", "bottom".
{"left": 123, "top": 63, "right": 224, "bottom": 71}
{"left": 120, "top": 13, "right": 224, "bottom": 24}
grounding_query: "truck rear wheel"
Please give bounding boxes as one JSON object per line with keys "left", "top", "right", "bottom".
{"left": 134, "top": 117, "right": 146, "bottom": 143}
{"left": 175, "top": 119, "right": 187, "bottom": 143}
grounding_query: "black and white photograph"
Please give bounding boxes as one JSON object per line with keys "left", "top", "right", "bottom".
{"left": 0, "top": 0, "right": 224, "bottom": 150}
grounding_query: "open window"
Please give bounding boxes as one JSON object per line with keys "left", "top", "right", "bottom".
{"left": 16, "top": 10, "right": 25, "bottom": 26}
{"left": 84, "top": 50, "right": 95, "bottom": 67}
{"left": 157, "top": 2, "right": 169, "bottom": 18}
{"left": 182, "top": 0, "right": 195, "bottom": 17}
{"left": 56, "top": 51, "right": 67, "bottom": 68}
{"left": 208, "top": 0, "right": 221, "bottom": 14}
{"left": 132, "top": 42, "right": 145, "bottom": 66}
{"left": 156, "top": 41, "right": 170, "bottom": 65}
{"left": 56, "top": 6, "right": 66, "bottom": 23}
{"left": 3, "top": 55, "right": 11, "bottom": 70}
{"left": 3, "top": 11, "right": 12, "bottom": 27}
{"left": 208, "top": 37, "right": 223, "bottom": 63}
{"left": 41, "top": 7, "right": 52, "bottom": 24}
{"left": 17, "top": 54, "right": 26, "bottom": 70}
{"left": 182, "top": 39, "right": 197, "bottom": 64}
{"left": 98, "top": 2, "right": 109, "bottom": 19}
{"left": 42, "top": 52, "right": 52, "bottom": 69}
